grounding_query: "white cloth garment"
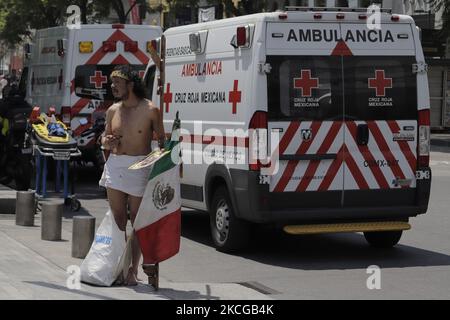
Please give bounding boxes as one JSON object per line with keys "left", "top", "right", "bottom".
{"left": 99, "top": 154, "right": 150, "bottom": 197}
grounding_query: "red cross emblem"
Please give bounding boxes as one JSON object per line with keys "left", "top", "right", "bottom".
{"left": 163, "top": 83, "right": 173, "bottom": 113}
{"left": 90, "top": 71, "right": 108, "bottom": 89}
{"left": 228, "top": 80, "right": 241, "bottom": 114}
{"left": 368, "top": 70, "right": 392, "bottom": 97}
{"left": 294, "top": 70, "right": 319, "bottom": 97}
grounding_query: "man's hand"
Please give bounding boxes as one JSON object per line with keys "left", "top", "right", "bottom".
{"left": 102, "top": 134, "right": 121, "bottom": 150}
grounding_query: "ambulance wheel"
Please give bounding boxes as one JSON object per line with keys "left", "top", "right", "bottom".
{"left": 364, "top": 230, "right": 403, "bottom": 248}
{"left": 210, "top": 186, "right": 249, "bottom": 253}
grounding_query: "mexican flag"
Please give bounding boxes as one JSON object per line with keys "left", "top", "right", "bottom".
{"left": 133, "top": 114, "right": 181, "bottom": 264}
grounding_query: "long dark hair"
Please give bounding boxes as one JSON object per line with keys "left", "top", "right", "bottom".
{"left": 112, "top": 65, "right": 146, "bottom": 99}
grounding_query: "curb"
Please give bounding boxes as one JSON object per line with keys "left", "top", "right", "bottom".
{"left": 431, "top": 139, "right": 450, "bottom": 148}
{"left": 0, "top": 190, "right": 16, "bottom": 214}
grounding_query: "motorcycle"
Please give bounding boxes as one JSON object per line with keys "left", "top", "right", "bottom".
{"left": 79, "top": 116, "right": 106, "bottom": 173}
{"left": 0, "top": 92, "right": 33, "bottom": 190}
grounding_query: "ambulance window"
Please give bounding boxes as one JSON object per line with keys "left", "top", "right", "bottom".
{"left": 74, "top": 65, "right": 145, "bottom": 101}
{"left": 144, "top": 65, "right": 156, "bottom": 99}
{"left": 343, "top": 56, "right": 417, "bottom": 120}
{"left": 267, "top": 56, "right": 343, "bottom": 121}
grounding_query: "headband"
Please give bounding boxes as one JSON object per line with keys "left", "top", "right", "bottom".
{"left": 110, "top": 70, "right": 130, "bottom": 81}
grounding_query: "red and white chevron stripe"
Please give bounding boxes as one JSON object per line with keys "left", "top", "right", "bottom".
{"left": 269, "top": 120, "right": 417, "bottom": 193}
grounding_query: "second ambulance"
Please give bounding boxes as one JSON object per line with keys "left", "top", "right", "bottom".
{"left": 23, "top": 24, "right": 162, "bottom": 165}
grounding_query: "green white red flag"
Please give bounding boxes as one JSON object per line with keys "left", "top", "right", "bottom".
{"left": 133, "top": 114, "right": 181, "bottom": 264}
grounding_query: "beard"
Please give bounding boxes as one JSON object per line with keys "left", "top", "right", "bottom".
{"left": 113, "top": 89, "right": 129, "bottom": 101}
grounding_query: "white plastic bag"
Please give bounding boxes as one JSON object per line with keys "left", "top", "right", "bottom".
{"left": 80, "top": 210, "right": 127, "bottom": 286}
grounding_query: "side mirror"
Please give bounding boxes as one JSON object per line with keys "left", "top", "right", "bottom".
{"left": 57, "top": 39, "right": 66, "bottom": 57}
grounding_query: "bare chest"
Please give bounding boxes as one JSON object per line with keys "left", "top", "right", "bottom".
{"left": 111, "top": 107, "right": 152, "bottom": 139}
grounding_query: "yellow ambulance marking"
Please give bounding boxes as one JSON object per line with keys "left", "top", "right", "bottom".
{"left": 283, "top": 222, "right": 411, "bottom": 235}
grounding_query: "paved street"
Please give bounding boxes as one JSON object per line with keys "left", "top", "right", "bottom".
{"left": 0, "top": 147, "right": 449, "bottom": 300}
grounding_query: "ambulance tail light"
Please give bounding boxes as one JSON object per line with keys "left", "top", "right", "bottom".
{"left": 418, "top": 109, "right": 430, "bottom": 167}
{"left": 231, "top": 25, "right": 253, "bottom": 49}
{"left": 236, "top": 27, "right": 247, "bottom": 47}
{"left": 249, "top": 111, "right": 268, "bottom": 171}
{"left": 61, "top": 106, "right": 72, "bottom": 127}
{"left": 359, "top": 14, "right": 367, "bottom": 20}
{"left": 278, "top": 13, "right": 288, "bottom": 20}
{"left": 391, "top": 15, "right": 400, "bottom": 22}
{"left": 125, "top": 41, "right": 138, "bottom": 52}
{"left": 112, "top": 24, "right": 125, "bottom": 29}
{"left": 314, "top": 14, "right": 322, "bottom": 19}
{"left": 336, "top": 13, "right": 345, "bottom": 20}
{"left": 102, "top": 41, "right": 116, "bottom": 53}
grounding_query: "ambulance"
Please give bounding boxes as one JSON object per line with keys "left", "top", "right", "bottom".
{"left": 22, "top": 24, "right": 162, "bottom": 165}
{"left": 145, "top": 7, "right": 432, "bottom": 252}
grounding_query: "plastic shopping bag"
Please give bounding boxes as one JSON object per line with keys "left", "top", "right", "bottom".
{"left": 114, "top": 233, "right": 134, "bottom": 285}
{"left": 80, "top": 210, "right": 127, "bottom": 286}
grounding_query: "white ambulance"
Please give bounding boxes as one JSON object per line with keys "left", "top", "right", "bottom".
{"left": 22, "top": 24, "right": 161, "bottom": 164}
{"left": 146, "top": 7, "right": 432, "bottom": 252}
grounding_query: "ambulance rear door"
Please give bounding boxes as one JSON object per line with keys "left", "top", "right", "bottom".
{"left": 341, "top": 22, "right": 418, "bottom": 208}
{"left": 266, "top": 23, "right": 345, "bottom": 209}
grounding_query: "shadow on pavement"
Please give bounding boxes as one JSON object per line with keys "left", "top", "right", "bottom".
{"left": 181, "top": 210, "right": 450, "bottom": 271}
{"left": 157, "top": 285, "right": 221, "bottom": 300}
{"left": 24, "top": 281, "right": 119, "bottom": 300}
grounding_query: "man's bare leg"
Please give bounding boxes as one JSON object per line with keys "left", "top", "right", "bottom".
{"left": 126, "top": 195, "right": 144, "bottom": 285}
{"left": 106, "top": 188, "right": 128, "bottom": 233}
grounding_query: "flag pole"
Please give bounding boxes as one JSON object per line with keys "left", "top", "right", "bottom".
{"left": 142, "top": 35, "right": 166, "bottom": 291}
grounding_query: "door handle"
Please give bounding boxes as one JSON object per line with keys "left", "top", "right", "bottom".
{"left": 357, "top": 124, "right": 369, "bottom": 146}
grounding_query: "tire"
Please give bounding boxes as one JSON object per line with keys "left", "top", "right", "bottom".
{"left": 70, "top": 199, "right": 81, "bottom": 212}
{"left": 364, "top": 230, "right": 403, "bottom": 248}
{"left": 210, "top": 186, "right": 249, "bottom": 252}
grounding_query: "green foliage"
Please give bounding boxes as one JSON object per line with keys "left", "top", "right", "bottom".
{"left": 0, "top": 0, "right": 93, "bottom": 46}
{"left": 0, "top": 0, "right": 150, "bottom": 46}
{"left": 216, "top": 0, "right": 266, "bottom": 17}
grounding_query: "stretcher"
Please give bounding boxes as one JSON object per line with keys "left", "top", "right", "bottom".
{"left": 30, "top": 117, "right": 82, "bottom": 211}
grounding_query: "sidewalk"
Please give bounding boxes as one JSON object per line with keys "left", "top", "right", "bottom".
{"left": 0, "top": 184, "right": 15, "bottom": 215}
{"left": 0, "top": 213, "right": 270, "bottom": 300}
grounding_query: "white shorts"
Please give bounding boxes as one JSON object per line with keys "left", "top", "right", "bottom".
{"left": 99, "top": 154, "right": 150, "bottom": 197}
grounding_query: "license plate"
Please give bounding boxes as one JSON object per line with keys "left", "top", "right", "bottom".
{"left": 21, "top": 148, "right": 32, "bottom": 154}
{"left": 416, "top": 170, "right": 431, "bottom": 180}
{"left": 54, "top": 152, "right": 70, "bottom": 160}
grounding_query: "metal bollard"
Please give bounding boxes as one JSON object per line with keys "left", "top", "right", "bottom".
{"left": 72, "top": 216, "right": 96, "bottom": 259}
{"left": 15, "top": 191, "right": 36, "bottom": 226}
{"left": 41, "top": 201, "right": 63, "bottom": 241}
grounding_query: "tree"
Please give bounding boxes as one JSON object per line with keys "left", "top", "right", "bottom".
{"left": 92, "top": 0, "right": 151, "bottom": 24}
{"left": 218, "top": 0, "right": 266, "bottom": 17}
{"left": 0, "top": 0, "right": 94, "bottom": 46}
{"left": 0, "top": 0, "right": 154, "bottom": 46}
